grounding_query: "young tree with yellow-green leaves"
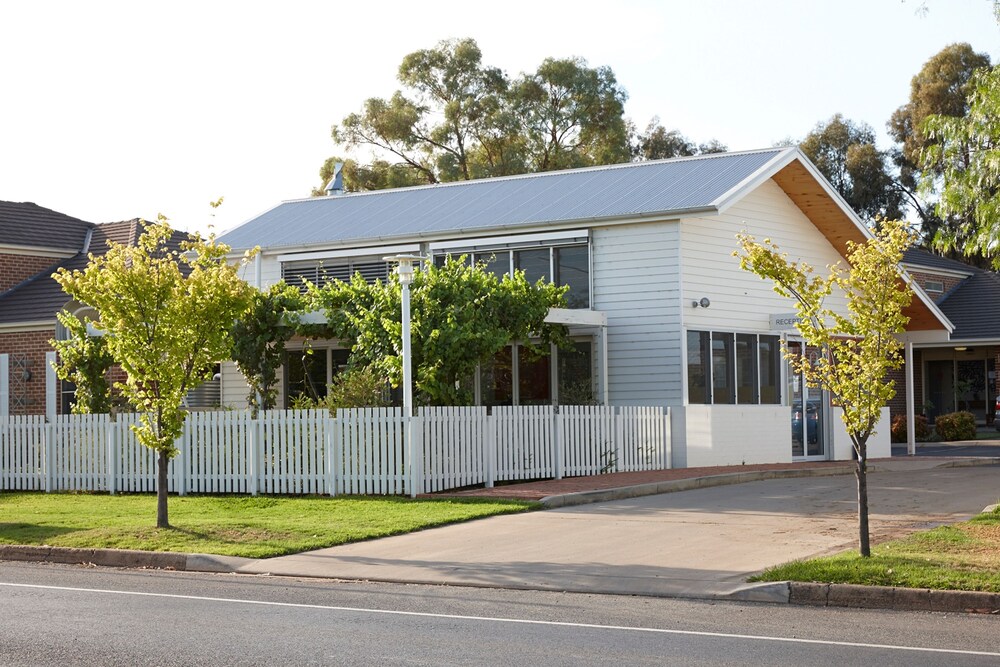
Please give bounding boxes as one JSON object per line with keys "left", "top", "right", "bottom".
{"left": 53, "top": 219, "right": 255, "bottom": 529}
{"left": 736, "top": 219, "right": 915, "bottom": 557}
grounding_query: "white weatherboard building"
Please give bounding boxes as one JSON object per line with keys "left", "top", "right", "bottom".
{"left": 217, "top": 147, "right": 952, "bottom": 468}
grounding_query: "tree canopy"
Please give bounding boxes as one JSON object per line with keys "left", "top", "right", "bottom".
{"left": 888, "top": 42, "right": 991, "bottom": 247}
{"left": 53, "top": 220, "right": 255, "bottom": 528}
{"left": 736, "top": 218, "right": 915, "bottom": 557}
{"left": 318, "top": 38, "right": 727, "bottom": 193}
{"left": 325, "top": 39, "right": 633, "bottom": 190}
{"left": 799, "top": 114, "right": 905, "bottom": 222}
{"left": 922, "top": 64, "right": 1000, "bottom": 266}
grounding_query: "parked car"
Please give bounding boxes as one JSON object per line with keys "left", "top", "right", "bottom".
{"left": 792, "top": 400, "right": 819, "bottom": 444}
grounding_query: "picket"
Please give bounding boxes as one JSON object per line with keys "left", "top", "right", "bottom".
{"left": 0, "top": 406, "right": 669, "bottom": 496}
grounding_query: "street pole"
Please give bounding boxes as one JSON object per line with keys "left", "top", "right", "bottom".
{"left": 384, "top": 254, "right": 425, "bottom": 497}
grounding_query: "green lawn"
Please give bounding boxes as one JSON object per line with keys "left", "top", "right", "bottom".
{"left": 751, "top": 507, "right": 1000, "bottom": 592}
{"left": 0, "top": 492, "right": 537, "bottom": 559}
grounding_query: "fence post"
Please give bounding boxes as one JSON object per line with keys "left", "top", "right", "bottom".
{"left": 485, "top": 411, "right": 496, "bottom": 489}
{"left": 615, "top": 407, "right": 624, "bottom": 473}
{"left": 407, "top": 414, "right": 424, "bottom": 498}
{"left": 553, "top": 408, "right": 563, "bottom": 480}
{"left": 174, "top": 429, "right": 186, "bottom": 497}
{"left": 107, "top": 418, "right": 118, "bottom": 495}
{"left": 44, "top": 420, "right": 54, "bottom": 493}
{"left": 663, "top": 407, "right": 672, "bottom": 470}
{"left": 327, "top": 415, "right": 339, "bottom": 497}
{"left": 248, "top": 417, "right": 259, "bottom": 497}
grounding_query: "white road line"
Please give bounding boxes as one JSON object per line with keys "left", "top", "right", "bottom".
{"left": 2, "top": 581, "right": 997, "bottom": 657}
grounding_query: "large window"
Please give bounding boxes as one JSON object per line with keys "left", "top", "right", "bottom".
{"left": 285, "top": 347, "right": 350, "bottom": 405}
{"left": 433, "top": 241, "right": 590, "bottom": 309}
{"left": 687, "top": 330, "right": 781, "bottom": 405}
{"left": 480, "top": 340, "right": 594, "bottom": 407}
{"left": 283, "top": 257, "right": 390, "bottom": 291}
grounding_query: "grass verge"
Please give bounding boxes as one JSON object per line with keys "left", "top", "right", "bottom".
{"left": 751, "top": 506, "right": 1000, "bottom": 592}
{"left": 0, "top": 492, "right": 537, "bottom": 559}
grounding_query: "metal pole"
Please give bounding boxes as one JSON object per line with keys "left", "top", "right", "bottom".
{"left": 402, "top": 280, "right": 413, "bottom": 417}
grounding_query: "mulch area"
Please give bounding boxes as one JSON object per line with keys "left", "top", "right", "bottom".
{"left": 427, "top": 460, "right": 866, "bottom": 501}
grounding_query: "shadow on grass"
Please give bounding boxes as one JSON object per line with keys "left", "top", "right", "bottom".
{"left": 0, "top": 523, "right": 80, "bottom": 542}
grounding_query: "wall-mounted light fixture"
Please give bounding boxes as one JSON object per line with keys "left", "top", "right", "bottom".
{"left": 691, "top": 297, "right": 711, "bottom": 308}
{"left": 954, "top": 346, "right": 968, "bottom": 352}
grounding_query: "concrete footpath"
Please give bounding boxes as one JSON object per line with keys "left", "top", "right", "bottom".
{"left": 3, "top": 456, "right": 1000, "bottom": 613}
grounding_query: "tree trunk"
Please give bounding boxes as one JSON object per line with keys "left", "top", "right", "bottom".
{"left": 156, "top": 449, "right": 170, "bottom": 529}
{"left": 855, "top": 444, "right": 871, "bottom": 557}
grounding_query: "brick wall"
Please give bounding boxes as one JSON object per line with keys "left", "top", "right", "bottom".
{"left": 907, "top": 270, "right": 966, "bottom": 300}
{"left": 0, "top": 329, "right": 56, "bottom": 416}
{"left": 0, "top": 253, "right": 59, "bottom": 293}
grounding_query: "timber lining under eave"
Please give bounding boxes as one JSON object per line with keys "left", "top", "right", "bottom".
{"left": 771, "top": 160, "right": 946, "bottom": 333}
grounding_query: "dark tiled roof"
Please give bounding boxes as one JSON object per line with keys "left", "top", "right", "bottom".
{"left": 0, "top": 201, "right": 94, "bottom": 252}
{"left": 935, "top": 270, "right": 1000, "bottom": 340}
{"left": 902, "top": 248, "right": 977, "bottom": 275}
{"left": 0, "top": 220, "right": 187, "bottom": 326}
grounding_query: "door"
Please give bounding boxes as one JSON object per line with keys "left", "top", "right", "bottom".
{"left": 787, "top": 341, "right": 826, "bottom": 459}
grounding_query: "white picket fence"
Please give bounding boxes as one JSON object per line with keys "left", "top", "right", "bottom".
{"left": 0, "top": 406, "right": 670, "bottom": 497}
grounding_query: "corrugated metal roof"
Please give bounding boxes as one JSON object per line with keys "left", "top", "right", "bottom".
{"left": 219, "top": 148, "right": 789, "bottom": 251}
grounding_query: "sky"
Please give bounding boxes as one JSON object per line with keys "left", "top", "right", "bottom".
{"left": 2, "top": 0, "right": 999, "bottom": 237}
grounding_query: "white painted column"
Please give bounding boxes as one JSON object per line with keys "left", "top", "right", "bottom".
{"left": 601, "top": 327, "right": 609, "bottom": 406}
{"left": 0, "top": 353, "right": 8, "bottom": 417}
{"left": 905, "top": 341, "right": 916, "bottom": 456}
{"left": 45, "top": 351, "right": 57, "bottom": 422}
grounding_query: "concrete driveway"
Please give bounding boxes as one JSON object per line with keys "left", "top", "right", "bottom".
{"left": 238, "top": 462, "right": 1000, "bottom": 598}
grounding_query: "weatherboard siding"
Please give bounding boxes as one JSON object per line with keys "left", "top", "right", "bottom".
{"left": 681, "top": 178, "right": 850, "bottom": 333}
{"left": 592, "top": 220, "right": 682, "bottom": 405}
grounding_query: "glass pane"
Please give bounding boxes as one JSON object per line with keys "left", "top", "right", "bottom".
{"left": 331, "top": 349, "right": 350, "bottom": 377}
{"left": 516, "top": 248, "right": 550, "bottom": 284}
{"left": 479, "top": 251, "right": 511, "bottom": 280}
{"left": 807, "top": 382, "right": 824, "bottom": 457}
{"left": 957, "top": 359, "right": 986, "bottom": 421}
{"left": 518, "top": 345, "right": 551, "bottom": 405}
{"left": 558, "top": 341, "right": 594, "bottom": 405}
{"left": 711, "top": 332, "right": 735, "bottom": 404}
{"left": 687, "top": 330, "right": 710, "bottom": 404}
{"left": 286, "top": 348, "right": 328, "bottom": 404}
{"left": 481, "top": 347, "right": 514, "bottom": 407}
{"left": 736, "top": 334, "right": 758, "bottom": 404}
{"left": 788, "top": 341, "right": 804, "bottom": 456}
{"left": 555, "top": 245, "right": 590, "bottom": 308}
{"left": 758, "top": 335, "right": 781, "bottom": 404}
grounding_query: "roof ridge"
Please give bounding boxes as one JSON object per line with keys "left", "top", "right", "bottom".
{"left": 274, "top": 147, "right": 789, "bottom": 205}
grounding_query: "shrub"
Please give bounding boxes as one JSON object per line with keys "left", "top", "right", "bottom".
{"left": 890, "top": 414, "right": 930, "bottom": 443}
{"left": 934, "top": 411, "right": 977, "bottom": 442}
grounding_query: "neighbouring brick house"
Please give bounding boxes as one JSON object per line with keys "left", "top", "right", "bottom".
{"left": 891, "top": 248, "right": 1000, "bottom": 426}
{"left": 0, "top": 201, "right": 163, "bottom": 416}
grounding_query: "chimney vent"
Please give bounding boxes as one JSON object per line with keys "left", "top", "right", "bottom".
{"left": 324, "top": 162, "right": 344, "bottom": 196}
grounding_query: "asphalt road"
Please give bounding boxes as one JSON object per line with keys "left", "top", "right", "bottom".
{"left": 2, "top": 561, "right": 999, "bottom": 666}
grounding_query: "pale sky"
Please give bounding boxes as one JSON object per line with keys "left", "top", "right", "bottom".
{"left": 2, "top": 0, "right": 998, "bottom": 237}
